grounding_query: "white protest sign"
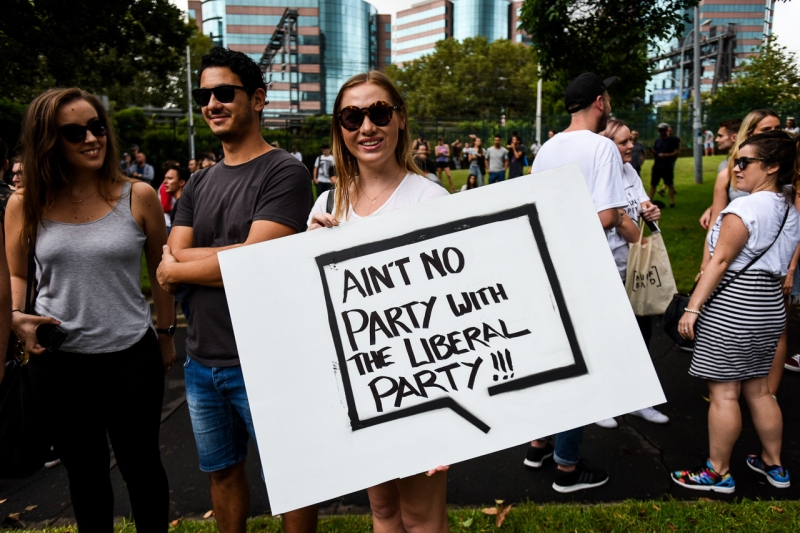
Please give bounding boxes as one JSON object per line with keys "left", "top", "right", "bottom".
{"left": 219, "top": 165, "right": 665, "bottom": 513}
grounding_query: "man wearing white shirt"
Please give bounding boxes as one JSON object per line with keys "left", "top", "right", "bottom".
{"left": 526, "top": 72, "right": 629, "bottom": 493}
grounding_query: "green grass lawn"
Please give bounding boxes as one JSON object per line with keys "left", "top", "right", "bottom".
{"left": 12, "top": 499, "right": 800, "bottom": 532}
{"left": 447, "top": 156, "right": 723, "bottom": 293}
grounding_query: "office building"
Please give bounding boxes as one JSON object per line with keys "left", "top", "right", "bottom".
{"left": 649, "top": 0, "right": 775, "bottom": 104}
{"left": 509, "top": 1, "right": 531, "bottom": 46}
{"left": 191, "top": 0, "right": 391, "bottom": 116}
{"left": 392, "top": 1, "right": 454, "bottom": 66}
{"left": 452, "top": 0, "right": 509, "bottom": 43}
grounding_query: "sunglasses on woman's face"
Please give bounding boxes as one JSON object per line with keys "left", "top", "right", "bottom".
{"left": 60, "top": 120, "right": 108, "bottom": 144}
{"left": 337, "top": 101, "right": 401, "bottom": 131}
{"left": 192, "top": 85, "right": 248, "bottom": 107}
{"left": 733, "top": 156, "right": 764, "bottom": 170}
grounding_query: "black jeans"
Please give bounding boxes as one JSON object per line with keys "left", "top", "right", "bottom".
{"left": 28, "top": 330, "right": 168, "bottom": 533}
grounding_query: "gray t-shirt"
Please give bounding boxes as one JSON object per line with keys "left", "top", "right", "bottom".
{"left": 173, "top": 149, "right": 313, "bottom": 367}
{"left": 486, "top": 146, "right": 508, "bottom": 172}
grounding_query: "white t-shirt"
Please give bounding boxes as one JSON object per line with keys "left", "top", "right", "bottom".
{"left": 708, "top": 191, "right": 800, "bottom": 276}
{"left": 607, "top": 163, "right": 650, "bottom": 278}
{"left": 530, "top": 143, "right": 540, "bottom": 156}
{"left": 314, "top": 154, "right": 335, "bottom": 183}
{"left": 704, "top": 131, "right": 714, "bottom": 144}
{"left": 292, "top": 151, "right": 303, "bottom": 161}
{"left": 308, "top": 172, "right": 448, "bottom": 225}
{"left": 531, "top": 129, "right": 626, "bottom": 214}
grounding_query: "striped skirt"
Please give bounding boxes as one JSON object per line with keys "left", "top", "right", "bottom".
{"left": 689, "top": 270, "right": 786, "bottom": 382}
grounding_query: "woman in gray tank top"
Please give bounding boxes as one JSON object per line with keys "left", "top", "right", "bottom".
{"left": 7, "top": 88, "right": 175, "bottom": 532}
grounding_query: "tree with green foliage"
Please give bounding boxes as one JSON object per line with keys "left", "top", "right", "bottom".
{"left": 0, "top": 0, "right": 192, "bottom": 107}
{"left": 385, "top": 37, "right": 548, "bottom": 119}
{"left": 518, "top": 0, "right": 699, "bottom": 107}
{"left": 708, "top": 38, "right": 800, "bottom": 115}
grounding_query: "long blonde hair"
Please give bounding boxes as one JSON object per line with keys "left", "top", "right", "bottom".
{"left": 728, "top": 109, "right": 779, "bottom": 190}
{"left": 19, "top": 88, "right": 130, "bottom": 245}
{"left": 330, "top": 71, "right": 422, "bottom": 221}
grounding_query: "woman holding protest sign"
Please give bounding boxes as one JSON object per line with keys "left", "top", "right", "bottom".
{"left": 308, "top": 71, "right": 450, "bottom": 531}
{"left": 592, "top": 119, "right": 668, "bottom": 429}
{"left": 672, "top": 131, "right": 800, "bottom": 493}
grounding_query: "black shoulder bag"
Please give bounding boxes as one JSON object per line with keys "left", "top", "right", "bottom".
{"left": 664, "top": 205, "right": 791, "bottom": 349}
{"left": 0, "top": 230, "right": 48, "bottom": 479}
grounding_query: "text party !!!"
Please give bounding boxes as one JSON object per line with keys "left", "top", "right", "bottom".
{"left": 333, "top": 246, "right": 531, "bottom": 413}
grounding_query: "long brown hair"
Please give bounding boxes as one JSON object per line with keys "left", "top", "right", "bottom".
{"left": 19, "top": 88, "right": 129, "bottom": 244}
{"left": 728, "top": 109, "right": 779, "bottom": 191}
{"left": 330, "top": 71, "right": 422, "bottom": 220}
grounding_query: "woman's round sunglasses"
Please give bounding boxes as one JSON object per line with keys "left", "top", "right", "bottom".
{"left": 60, "top": 120, "right": 108, "bottom": 144}
{"left": 337, "top": 101, "right": 401, "bottom": 131}
{"left": 192, "top": 85, "right": 248, "bottom": 107}
{"left": 733, "top": 156, "right": 764, "bottom": 170}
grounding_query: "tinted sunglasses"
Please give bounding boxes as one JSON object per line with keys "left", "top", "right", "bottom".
{"left": 60, "top": 120, "right": 108, "bottom": 144}
{"left": 337, "top": 101, "right": 401, "bottom": 131}
{"left": 733, "top": 156, "right": 764, "bottom": 170}
{"left": 192, "top": 85, "right": 248, "bottom": 107}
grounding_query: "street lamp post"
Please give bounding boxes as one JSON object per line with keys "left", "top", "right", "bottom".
{"left": 690, "top": 12, "right": 712, "bottom": 185}
{"left": 535, "top": 64, "right": 542, "bottom": 144}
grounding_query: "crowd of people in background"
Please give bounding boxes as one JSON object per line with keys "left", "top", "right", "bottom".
{"left": 2, "top": 42, "right": 800, "bottom": 533}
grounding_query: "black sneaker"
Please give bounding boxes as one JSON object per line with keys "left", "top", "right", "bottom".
{"left": 523, "top": 441, "right": 554, "bottom": 469}
{"left": 552, "top": 461, "right": 609, "bottom": 493}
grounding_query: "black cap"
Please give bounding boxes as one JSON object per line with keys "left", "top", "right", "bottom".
{"left": 564, "top": 73, "right": 617, "bottom": 114}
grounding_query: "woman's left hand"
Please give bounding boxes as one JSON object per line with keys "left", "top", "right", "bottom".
{"left": 677, "top": 311, "right": 698, "bottom": 340}
{"left": 426, "top": 465, "right": 450, "bottom": 476}
{"left": 158, "top": 334, "right": 177, "bottom": 373}
{"left": 641, "top": 202, "right": 661, "bottom": 222}
{"left": 782, "top": 269, "right": 795, "bottom": 295}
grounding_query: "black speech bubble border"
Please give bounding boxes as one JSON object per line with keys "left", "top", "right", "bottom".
{"left": 316, "top": 203, "right": 587, "bottom": 434}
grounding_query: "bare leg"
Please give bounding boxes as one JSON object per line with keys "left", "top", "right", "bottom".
{"left": 368, "top": 473, "right": 449, "bottom": 533}
{"left": 742, "top": 377, "right": 784, "bottom": 466}
{"left": 668, "top": 185, "right": 676, "bottom": 206}
{"left": 368, "top": 480, "right": 405, "bottom": 533}
{"left": 210, "top": 461, "right": 249, "bottom": 533}
{"left": 282, "top": 504, "right": 319, "bottom": 533}
{"left": 396, "top": 472, "right": 449, "bottom": 533}
{"left": 707, "top": 380, "right": 741, "bottom": 474}
{"left": 444, "top": 167, "right": 454, "bottom": 192}
{"left": 767, "top": 300, "right": 790, "bottom": 395}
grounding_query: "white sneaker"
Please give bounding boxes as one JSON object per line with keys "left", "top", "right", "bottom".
{"left": 594, "top": 417, "right": 618, "bottom": 428}
{"left": 630, "top": 407, "right": 669, "bottom": 424}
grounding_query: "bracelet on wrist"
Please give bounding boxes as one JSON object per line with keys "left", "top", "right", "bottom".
{"left": 684, "top": 308, "right": 701, "bottom": 315}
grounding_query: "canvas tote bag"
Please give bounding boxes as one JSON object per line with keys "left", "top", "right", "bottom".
{"left": 625, "top": 221, "right": 677, "bottom": 316}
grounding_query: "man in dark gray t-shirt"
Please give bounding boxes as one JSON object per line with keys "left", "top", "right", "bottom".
{"left": 156, "top": 48, "right": 316, "bottom": 532}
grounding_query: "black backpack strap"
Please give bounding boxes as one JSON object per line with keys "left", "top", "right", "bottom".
{"left": 325, "top": 187, "right": 335, "bottom": 215}
{"left": 25, "top": 227, "right": 37, "bottom": 314}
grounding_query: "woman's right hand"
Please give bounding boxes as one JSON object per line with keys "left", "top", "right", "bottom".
{"left": 308, "top": 212, "right": 339, "bottom": 231}
{"left": 11, "top": 312, "right": 62, "bottom": 355}
{"left": 699, "top": 207, "right": 712, "bottom": 230}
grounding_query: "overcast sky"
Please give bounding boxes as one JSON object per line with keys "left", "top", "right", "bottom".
{"left": 170, "top": 0, "right": 799, "bottom": 53}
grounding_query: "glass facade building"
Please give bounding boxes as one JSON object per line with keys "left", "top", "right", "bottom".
{"left": 452, "top": 0, "right": 509, "bottom": 43}
{"left": 194, "top": 0, "right": 390, "bottom": 116}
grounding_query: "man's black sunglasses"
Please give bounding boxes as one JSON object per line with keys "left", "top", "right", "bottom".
{"left": 192, "top": 85, "right": 249, "bottom": 107}
{"left": 733, "top": 156, "right": 765, "bottom": 170}
{"left": 337, "top": 101, "right": 401, "bottom": 131}
{"left": 60, "top": 120, "right": 108, "bottom": 144}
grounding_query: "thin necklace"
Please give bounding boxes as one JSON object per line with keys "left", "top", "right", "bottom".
{"left": 357, "top": 168, "right": 404, "bottom": 215}
{"left": 71, "top": 190, "right": 98, "bottom": 204}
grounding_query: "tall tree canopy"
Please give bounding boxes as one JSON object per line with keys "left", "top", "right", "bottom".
{"left": 519, "top": 0, "right": 699, "bottom": 107}
{"left": 385, "top": 37, "right": 547, "bottom": 119}
{"left": 0, "top": 0, "right": 192, "bottom": 107}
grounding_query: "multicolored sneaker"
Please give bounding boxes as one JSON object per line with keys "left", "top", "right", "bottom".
{"left": 671, "top": 460, "right": 735, "bottom": 493}
{"left": 746, "top": 455, "right": 791, "bottom": 488}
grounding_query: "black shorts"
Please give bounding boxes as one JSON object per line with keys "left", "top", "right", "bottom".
{"left": 651, "top": 166, "right": 674, "bottom": 187}
{"left": 436, "top": 161, "right": 449, "bottom": 169}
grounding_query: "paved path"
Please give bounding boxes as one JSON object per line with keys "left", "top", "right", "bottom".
{"left": 3, "top": 314, "right": 800, "bottom": 525}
